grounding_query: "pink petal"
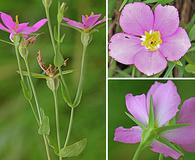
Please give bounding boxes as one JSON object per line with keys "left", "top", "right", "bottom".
{"left": 1, "top": 12, "right": 16, "bottom": 30}
{"left": 120, "top": 2, "right": 154, "bottom": 36}
{"left": 63, "top": 17, "right": 84, "bottom": 29}
{"left": 160, "top": 28, "right": 191, "bottom": 61}
{"left": 151, "top": 140, "right": 181, "bottom": 159}
{"left": 0, "top": 22, "right": 10, "bottom": 32}
{"left": 82, "top": 14, "right": 101, "bottom": 28}
{"left": 93, "top": 18, "right": 106, "bottom": 27}
{"left": 114, "top": 126, "right": 142, "bottom": 144}
{"left": 31, "top": 18, "right": 48, "bottom": 32}
{"left": 16, "top": 23, "right": 29, "bottom": 33}
{"left": 126, "top": 94, "right": 148, "bottom": 125}
{"left": 146, "top": 81, "right": 181, "bottom": 126}
{"left": 109, "top": 33, "right": 142, "bottom": 65}
{"left": 154, "top": 4, "right": 179, "bottom": 37}
{"left": 134, "top": 50, "right": 167, "bottom": 76}
{"left": 163, "top": 98, "right": 195, "bottom": 152}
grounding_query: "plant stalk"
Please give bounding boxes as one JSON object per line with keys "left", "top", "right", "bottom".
{"left": 132, "top": 143, "right": 143, "bottom": 160}
{"left": 53, "top": 89, "right": 62, "bottom": 160}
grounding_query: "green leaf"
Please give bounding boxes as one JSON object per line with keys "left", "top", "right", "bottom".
{"left": 59, "top": 138, "right": 87, "bottom": 157}
{"left": 125, "top": 112, "right": 145, "bottom": 129}
{"left": 148, "top": 96, "right": 155, "bottom": 128}
{"left": 38, "top": 108, "right": 50, "bottom": 135}
{"left": 185, "top": 64, "right": 195, "bottom": 74}
{"left": 144, "top": 0, "right": 158, "bottom": 3}
{"left": 157, "top": 0, "right": 174, "bottom": 4}
{"left": 157, "top": 136, "right": 184, "bottom": 156}
{"left": 154, "top": 124, "right": 189, "bottom": 134}
{"left": 189, "top": 25, "right": 195, "bottom": 41}
{"left": 60, "top": 34, "right": 66, "bottom": 43}
{"left": 73, "top": 90, "right": 83, "bottom": 108}
{"left": 164, "top": 62, "right": 176, "bottom": 77}
{"left": 60, "top": 82, "right": 72, "bottom": 107}
{"left": 20, "top": 80, "right": 32, "bottom": 100}
{"left": 18, "top": 71, "right": 48, "bottom": 79}
{"left": 187, "top": 14, "right": 195, "bottom": 32}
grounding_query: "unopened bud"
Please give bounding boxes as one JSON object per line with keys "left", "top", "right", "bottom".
{"left": 42, "top": 0, "right": 52, "bottom": 8}
{"left": 81, "top": 32, "right": 92, "bottom": 47}
{"left": 57, "top": 2, "right": 67, "bottom": 23}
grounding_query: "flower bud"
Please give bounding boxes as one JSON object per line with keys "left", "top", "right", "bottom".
{"left": 42, "top": 0, "right": 52, "bottom": 8}
{"left": 46, "top": 77, "right": 59, "bottom": 92}
{"left": 57, "top": 2, "right": 67, "bottom": 23}
{"left": 81, "top": 32, "right": 92, "bottom": 47}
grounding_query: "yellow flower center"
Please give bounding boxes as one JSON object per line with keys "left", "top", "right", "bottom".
{"left": 141, "top": 30, "right": 162, "bottom": 51}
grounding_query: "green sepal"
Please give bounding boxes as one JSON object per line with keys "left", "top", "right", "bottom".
{"left": 125, "top": 112, "right": 145, "bottom": 129}
{"left": 61, "top": 23, "right": 82, "bottom": 33}
{"left": 148, "top": 96, "right": 155, "bottom": 128}
{"left": 59, "top": 138, "right": 87, "bottom": 157}
{"left": 154, "top": 123, "right": 189, "bottom": 135}
{"left": 38, "top": 108, "right": 50, "bottom": 135}
{"left": 174, "top": 60, "right": 183, "bottom": 66}
{"left": 157, "top": 136, "right": 184, "bottom": 156}
{"left": 20, "top": 80, "right": 32, "bottom": 101}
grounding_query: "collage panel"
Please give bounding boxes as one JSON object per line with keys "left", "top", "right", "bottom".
{"left": 109, "top": 80, "right": 195, "bottom": 160}
{"left": 108, "top": 0, "right": 195, "bottom": 78}
{"left": 0, "top": 0, "right": 105, "bottom": 160}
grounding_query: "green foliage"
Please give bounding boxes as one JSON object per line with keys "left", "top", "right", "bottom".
{"left": 38, "top": 108, "right": 50, "bottom": 135}
{"left": 189, "top": 25, "right": 195, "bottom": 41}
{"left": 59, "top": 138, "right": 87, "bottom": 157}
{"left": 185, "top": 64, "right": 195, "bottom": 74}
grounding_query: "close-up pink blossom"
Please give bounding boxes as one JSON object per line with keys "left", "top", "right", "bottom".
{"left": 0, "top": 12, "right": 47, "bottom": 40}
{"left": 63, "top": 13, "right": 105, "bottom": 32}
{"left": 109, "top": 3, "right": 191, "bottom": 76}
{"left": 114, "top": 81, "right": 195, "bottom": 159}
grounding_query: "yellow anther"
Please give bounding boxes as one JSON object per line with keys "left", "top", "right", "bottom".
{"left": 141, "top": 31, "right": 162, "bottom": 52}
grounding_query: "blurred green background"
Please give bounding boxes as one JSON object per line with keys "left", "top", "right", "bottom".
{"left": 109, "top": 80, "right": 195, "bottom": 160}
{"left": 0, "top": 0, "right": 105, "bottom": 160}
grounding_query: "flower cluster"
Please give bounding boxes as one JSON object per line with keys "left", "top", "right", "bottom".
{"left": 109, "top": 3, "right": 191, "bottom": 76}
{"left": 114, "top": 81, "right": 195, "bottom": 159}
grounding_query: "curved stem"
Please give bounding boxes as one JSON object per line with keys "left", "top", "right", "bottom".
{"left": 45, "top": 7, "right": 57, "bottom": 55}
{"left": 28, "top": 100, "right": 39, "bottom": 124}
{"left": 64, "top": 108, "right": 74, "bottom": 147}
{"left": 24, "top": 58, "right": 51, "bottom": 160}
{"left": 52, "top": 90, "right": 62, "bottom": 160}
{"left": 132, "top": 143, "right": 143, "bottom": 160}
{"left": 73, "top": 44, "right": 87, "bottom": 106}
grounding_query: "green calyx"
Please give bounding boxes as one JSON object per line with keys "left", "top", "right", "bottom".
{"left": 81, "top": 32, "right": 92, "bottom": 47}
{"left": 129, "top": 96, "right": 189, "bottom": 159}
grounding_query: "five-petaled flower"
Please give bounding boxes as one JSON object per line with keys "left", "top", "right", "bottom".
{"left": 114, "top": 81, "right": 195, "bottom": 159}
{"left": 63, "top": 13, "right": 105, "bottom": 32}
{"left": 109, "top": 3, "right": 191, "bottom": 76}
{"left": 0, "top": 12, "right": 47, "bottom": 41}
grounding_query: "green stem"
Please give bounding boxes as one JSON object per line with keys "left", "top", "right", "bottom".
{"left": 132, "top": 143, "right": 143, "bottom": 160}
{"left": 159, "top": 154, "right": 164, "bottom": 160}
{"left": 53, "top": 90, "right": 62, "bottom": 160}
{"left": 119, "top": 0, "right": 128, "bottom": 12}
{"left": 73, "top": 44, "right": 87, "bottom": 106}
{"left": 14, "top": 43, "right": 24, "bottom": 81}
{"left": 64, "top": 108, "right": 74, "bottom": 147}
{"left": 131, "top": 66, "right": 136, "bottom": 78}
{"left": 164, "top": 63, "right": 176, "bottom": 77}
{"left": 45, "top": 7, "right": 57, "bottom": 55}
{"left": 24, "top": 58, "right": 51, "bottom": 160}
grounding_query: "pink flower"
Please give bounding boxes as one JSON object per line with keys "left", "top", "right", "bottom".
{"left": 109, "top": 3, "right": 191, "bottom": 76}
{"left": 114, "top": 81, "right": 195, "bottom": 159}
{"left": 0, "top": 12, "right": 48, "bottom": 41}
{"left": 63, "top": 13, "right": 105, "bottom": 32}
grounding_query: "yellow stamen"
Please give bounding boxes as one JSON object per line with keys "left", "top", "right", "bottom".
{"left": 15, "top": 15, "right": 19, "bottom": 29}
{"left": 141, "top": 31, "right": 162, "bottom": 51}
